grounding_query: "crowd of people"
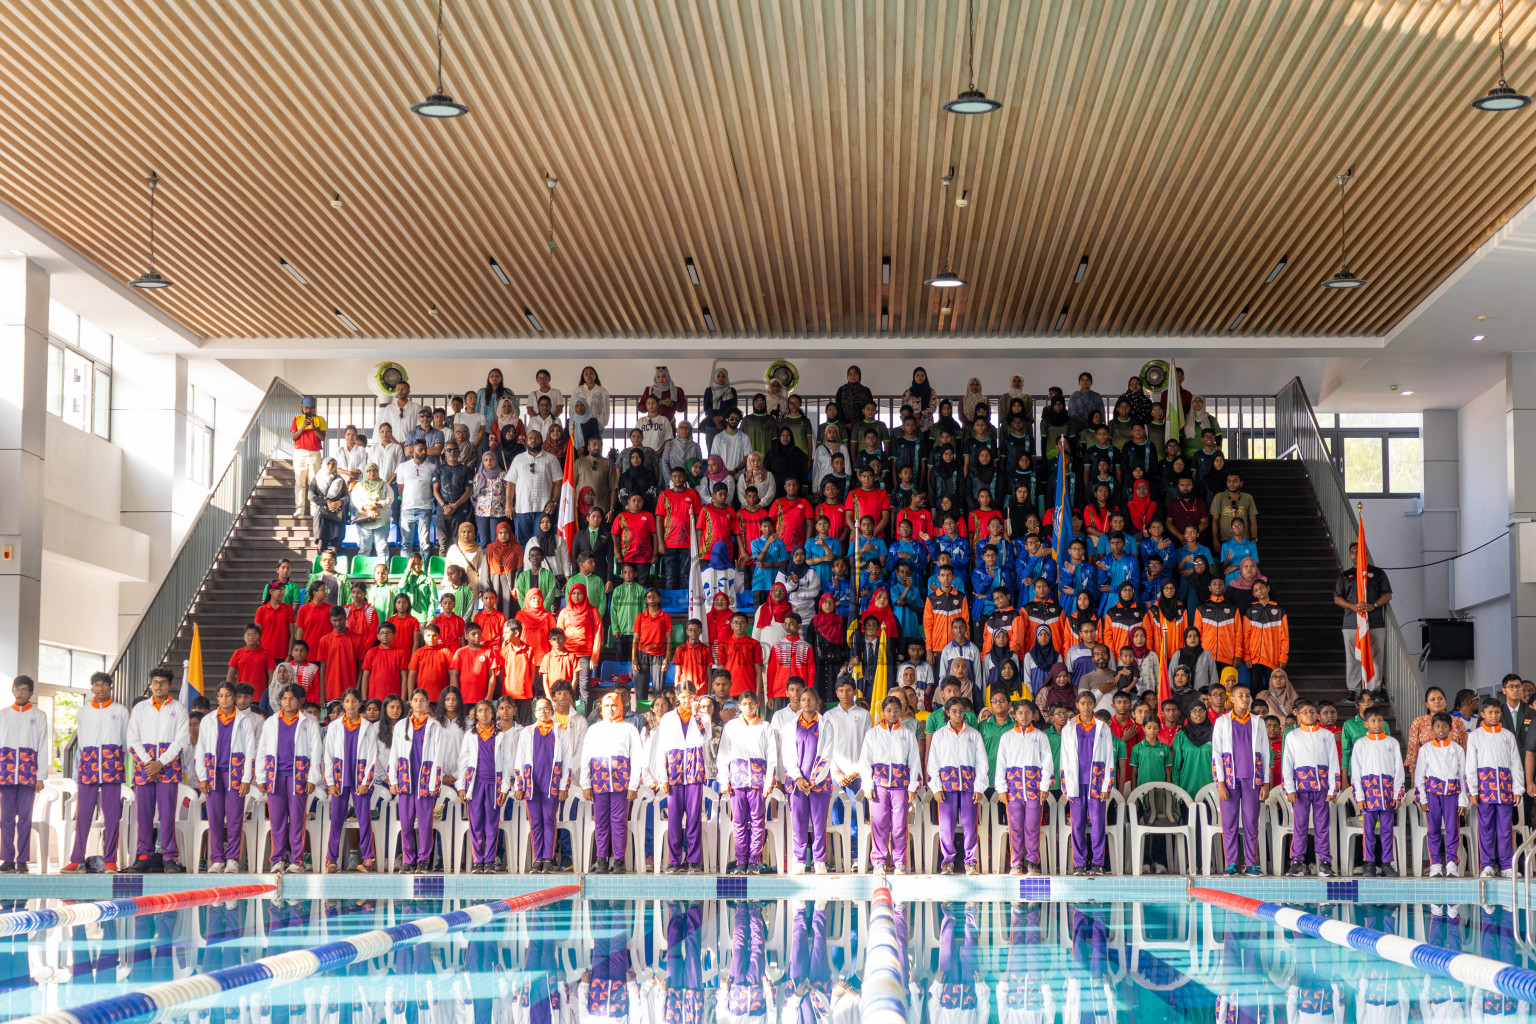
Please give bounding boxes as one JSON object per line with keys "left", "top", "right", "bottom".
{"left": 0, "top": 362, "right": 1469, "bottom": 880}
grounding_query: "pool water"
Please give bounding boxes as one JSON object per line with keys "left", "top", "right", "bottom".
{"left": 1, "top": 897, "right": 1533, "bottom": 1022}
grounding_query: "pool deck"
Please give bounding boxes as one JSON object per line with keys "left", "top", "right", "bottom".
{"left": 0, "top": 871, "right": 1522, "bottom": 906}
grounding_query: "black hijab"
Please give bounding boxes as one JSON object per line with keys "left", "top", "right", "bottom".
{"left": 766, "top": 429, "right": 809, "bottom": 484}
{"left": 1173, "top": 630, "right": 1206, "bottom": 676}
{"left": 908, "top": 367, "right": 934, "bottom": 406}
{"left": 1182, "top": 708, "right": 1214, "bottom": 746}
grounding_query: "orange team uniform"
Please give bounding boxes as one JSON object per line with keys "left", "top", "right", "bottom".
{"left": 473, "top": 608, "right": 506, "bottom": 647}
{"left": 1098, "top": 606, "right": 1152, "bottom": 658}
{"left": 388, "top": 614, "right": 421, "bottom": 652}
{"left": 718, "top": 634, "right": 764, "bottom": 697}
{"left": 540, "top": 649, "right": 581, "bottom": 691}
{"left": 1063, "top": 613, "right": 1101, "bottom": 649}
{"left": 1149, "top": 606, "right": 1188, "bottom": 660}
{"left": 1024, "top": 599, "right": 1068, "bottom": 653}
{"left": 346, "top": 604, "right": 380, "bottom": 649}
{"left": 502, "top": 635, "right": 538, "bottom": 700}
{"left": 670, "top": 639, "right": 712, "bottom": 695}
{"left": 296, "top": 601, "right": 334, "bottom": 653}
{"left": 1194, "top": 596, "right": 1244, "bottom": 666}
{"left": 431, "top": 613, "right": 466, "bottom": 651}
{"left": 408, "top": 642, "right": 454, "bottom": 701}
{"left": 1241, "top": 602, "right": 1290, "bottom": 670}
{"left": 632, "top": 609, "right": 673, "bottom": 659}
{"left": 555, "top": 602, "right": 603, "bottom": 660}
{"left": 314, "top": 629, "right": 364, "bottom": 699}
{"left": 923, "top": 589, "right": 968, "bottom": 653}
{"left": 450, "top": 642, "right": 503, "bottom": 704}
{"left": 253, "top": 602, "right": 297, "bottom": 664}
{"left": 360, "top": 644, "right": 409, "bottom": 702}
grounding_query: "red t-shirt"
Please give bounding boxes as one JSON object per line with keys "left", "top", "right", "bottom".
{"left": 296, "top": 601, "right": 334, "bottom": 654}
{"left": 314, "top": 630, "right": 364, "bottom": 699}
{"left": 968, "top": 508, "right": 1004, "bottom": 543}
{"left": 361, "top": 645, "right": 409, "bottom": 702}
{"left": 473, "top": 609, "right": 506, "bottom": 647}
{"left": 738, "top": 508, "right": 770, "bottom": 548}
{"left": 633, "top": 610, "right": 673, "bottom": 657}
{"left": 613, "top": 511, "right": 658, "bottom": 563}
{"left": 291, "top": 414, "right": 324, "bottom": 451}
{"left": 541, "top": 649, "right": 581, "bottom": 684}
{"left": 847, "top": 488, "right": 891, "bottom": 533}
{"left": 346, "top": 604, "right": 379, "bottom": 649}
{"left": 408, "top": 644, "right": 454, "bottom": 700}
{"left": 718, "top": 634, "right": 764, "bottom": 696}
{"left": 253, "top": 603, "right": 296, "bottom": 665}
{"left": 228, "top": 646, "right": 276, "bottom": 697}
{"left": 696, "top": 504, "right": 739, "bottom": 558}
{"left": 657, "top": 489, "right": 703, "bottom": 549}
{"left": 431, "top": 613, "right": 465, "bottom": 651}
{"left": 771, "top": 497, "right": 815, "bottom": 550}
{"left": 670, "top": 640, "right": 712, "bottom": 694}
{"left": 897, "top": 508, "right": 934, "bottom": 542}
{"left": 451, "top": 644, "right": 503, "bottom": 704}
{"left": 815, "top": 501, "right": 848, "bottom": 541}
{"left": 388, "top": 614, "right": 420, "bottom": 652}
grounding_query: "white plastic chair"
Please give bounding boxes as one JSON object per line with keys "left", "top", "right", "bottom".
{"left": 824, "top": 790, "right": 857, "bottom": 872}
{"left": 385, "top": 792, "right": 457, "bottom": 872}
{"left": 1335, "top": 791, "right": 1406, "bottom": 876}
{"left": 984, "top": 792, "right": 1058, "bottom": 874}
{"left": 28, "top": 784, "right": 63, "bottom": 873}
{"left": 1056, "top": 789, "right": 1127, "bottom": 874}
{"left": 1405, "top": 800, "right": 1473, "bottom": 876}
{"left": 175, "top": 783, "right": 209, "bottom": 872}
{"left": 498, "top": 799, "right": 527, "bottom": 873}
{"left": 1125, "top": 782, "right": 1197, "bottom": 876}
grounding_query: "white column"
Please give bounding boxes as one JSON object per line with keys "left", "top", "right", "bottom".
{"left": 1506, "top": 354, "right": 1536, "bottom": 676}
{"left": 0, "top": 258, "right": 48, "bottom": 682}
{"left": 1419, "top": 408, "right": 1460, "bottom": 691}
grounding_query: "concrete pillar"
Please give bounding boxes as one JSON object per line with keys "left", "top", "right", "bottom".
{"left": 111, "top": 346, "right": 189, "bottom": 647}
{"left": 0, "top": 258, "right": 48, "bottom": 683}
{"left": 1419, "top": 409, "right": 1460, "bottom": 691}
{"left": 1506, "top": 354, "right": 1536, "bottom": 677}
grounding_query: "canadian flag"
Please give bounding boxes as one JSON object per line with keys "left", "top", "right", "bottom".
{"left": 1354, "top": 511, "right": 1377, "bottom": 689}
{"left": 556, "top": 434, "right": 577, "bottom": 557}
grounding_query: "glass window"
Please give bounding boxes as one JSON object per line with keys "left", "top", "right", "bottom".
{"left": 45, "top": 344, "right": 62, "bottom": 417}
{"left": 1338, "top": 413, "right": 1421, "bottom": 428}
{"left": 1389, "top": 436, "right": 1422, "bottom": 494}
{"left": 69, "top": 650, "right": 104, "bottom": 688}
{"left": 93, "top": 366, "right": 111, "bottom": 439}
{"left": 61, "top": 347, "right": 92, "bottom": 432}
{"left": 191, "top": 385, "right": 216, "bottom": 423}
{"left": 47, "top": 299, "right": 76, "bottom": 344}
{"left": 37, "top": 644, "right": 69, "bottom": 687}
{"left": 1343, "top": 437, "right": 1383, "bottom": 493}
{"left": 78, "top": 318, "right": 112, "bottom": 363}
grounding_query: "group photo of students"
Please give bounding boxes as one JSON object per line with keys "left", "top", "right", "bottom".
{"left": 12, "top": 360, "right": 1492, "bottom": 881}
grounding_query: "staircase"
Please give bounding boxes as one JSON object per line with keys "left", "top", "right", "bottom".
{"left": 1226, "top": 460, "right": 1348, "bottom": 707}
{"left": 161, "top": 459, "right": 316, "bottom": 683}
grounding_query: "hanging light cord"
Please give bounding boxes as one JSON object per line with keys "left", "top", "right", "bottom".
{"left": 1499, "top": 0, "right": 1511, "bottom": 85}
{"left": 966, "top": 0, "right": 978, "bottom": 90}
{"left": 434, "top": 0, "right": 446, "bottom": 94}
{"left": 146, "top": 172, "right": 160, "bottom": 272}
{"left": 1337, "top": 171, "right": 1351, "bottom": 272}
{"left": 938, "top": 169, "right": 955, "bottom": 273}
{"left": 546, "top": 174, "right": 558, "bottom": 263}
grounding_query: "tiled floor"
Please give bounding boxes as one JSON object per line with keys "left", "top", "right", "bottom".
{"left": 0, "top": 870, "right": 1519, "bottom": 906}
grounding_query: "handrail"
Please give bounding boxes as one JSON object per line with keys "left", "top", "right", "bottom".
{"left": 110, "top": 377, "right": 304, "bottom": 700}
{"left": 1274, "top": 377, "right": 1424, "bottom": 714}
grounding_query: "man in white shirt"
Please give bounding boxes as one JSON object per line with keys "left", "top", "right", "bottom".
{"left": 503, "top": 429, "right": 560, "bottom": 545}
{"left": 395, "top": 440, "right": 438, "bottom": 557}
{"left": 376, "top": 381, "right": 422, "bottom": 442}
{"left": 333, "top": 425, "right": 368, "bottom": 483}
{"left": 368, "top": 421, "right": 405, "bottom": 486}
{"left": 710, "top": 408, "right": 751, "bottom": 474}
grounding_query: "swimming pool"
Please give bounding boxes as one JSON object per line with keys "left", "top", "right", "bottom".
{"left": 2, "top": 882, "right": 1535, "bottom": 1024}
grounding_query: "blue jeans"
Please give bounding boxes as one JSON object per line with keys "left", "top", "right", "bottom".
{"left": 358, "top": 519, "right": 391, "bottom": 556}
{"left": 513, "top": 512, "right": 540, "bottom": 545}
{"left": 400, "top": 507, "right": 433, "bottom": 555}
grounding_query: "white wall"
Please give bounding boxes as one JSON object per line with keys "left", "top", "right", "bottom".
{"left": 1455, "top": 380, "right": 1514, "bottom": 693}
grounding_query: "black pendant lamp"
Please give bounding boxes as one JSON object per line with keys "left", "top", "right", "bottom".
{"left": 411, "top": 0, "right": 468, "bottom": 118}
{"left": 942, "top": 0, "right": 1001, "bottom": 114}
{"left": 1322, "top": 172, "right": 1367, "bottom": 290}
{"left": 924, "top": 170, "right": 969, "bottom": 288}
{"left": 128, "top": 172, "right": 173, "bottom": 290}
{"left": 1472, "top": 0, "right": 1532, "bottom": 111}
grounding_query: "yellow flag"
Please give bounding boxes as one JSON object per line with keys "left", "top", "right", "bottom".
{"left": 186, "top": 622, "right": 205, "bottom": 706}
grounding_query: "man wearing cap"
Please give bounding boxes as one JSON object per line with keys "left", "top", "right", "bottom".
{"left": 291, "top": 396, "right": 327, "bottom": 517}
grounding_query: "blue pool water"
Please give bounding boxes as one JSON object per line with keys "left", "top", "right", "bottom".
{"left": 0, "top": 894, "right": 1534, "bottom": 1022}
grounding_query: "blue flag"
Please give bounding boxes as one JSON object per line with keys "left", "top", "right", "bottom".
{"left": 1051, "top": 453, "right": 1074, "bottom": 562}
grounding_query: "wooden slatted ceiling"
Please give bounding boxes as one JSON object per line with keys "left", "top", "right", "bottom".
{"left": 0, "top": 0, "right": 1531, "bottom": 341}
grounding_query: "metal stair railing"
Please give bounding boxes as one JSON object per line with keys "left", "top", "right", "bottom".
{"left": 1274, "top": 376, "right": 1424, "bottom": 714}
{"left": 110, "top": 377, "right": 303, "bottom": 701}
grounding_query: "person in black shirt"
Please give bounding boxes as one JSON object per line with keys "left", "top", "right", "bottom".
{"left": 1332, "top": 540, "right": 1393, "bottom": 702}
{"left": 890, "top": 417, "right": 931, "bottom": 488}
{"left": 1117, "top": 376, "right": 1154, "bottom": 426}
{"left": 433, "top": 442, "right": 475, "bottom": 547}
{"left": 1120, "top": 423, "right": 1159, "bottom": 484}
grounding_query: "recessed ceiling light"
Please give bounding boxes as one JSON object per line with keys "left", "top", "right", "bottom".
{"left": 524, "top": 307, "right": 543, "bottom": 332}
{"left": 1229, "top": 307, "right": 1249, "bottom": 331}
{"left": 881, "top": 257, "right": 891, "bottom": 285}
{"left": 880, "top": 306, "right": 890, "bottom": 331}
{"left": 1474, "top": 334, "right": 1486, "bottom": 341}
{"left": 684, "top": 258, "right": 699, "bottom": 285}
{"left": 701, "top": 306, "right": 716, "bottom": 332}
{"left": 6, "top": 249, "right": 23, "bottom": 257}
{"left": 1264, "top": 256, "right": 1288, "bottom": 284}
{"left": 334, "top": 308, "right": 360, "bottom": 332}
{"left": 1074, "top": 256, "right": 1089, "bottom": 284}
{"left": 1401, "top": 390, "right": 1415, "bottom": 396}
{"left": 278, "top": 258, "right": 307, "bottom": 285}
{"left": 488, "top": 257, "right": 510, "bottom": 285}
{"left": 1054, "top": 306, "right": 1068, "bottom": 333}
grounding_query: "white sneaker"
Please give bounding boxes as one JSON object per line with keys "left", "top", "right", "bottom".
{"left": 1481, "top": 866, "right": 1497, "bottom": 879}
{"left": 814, "top": 863, "right": 828, "bottom": 875}
{"left": 788, "top": 861, "right": 803, "bottom": 876}
{"left": 1503, "top": 868, "right": 1517, "bottom": 880}
{"left": 1428, "top": 863, "right": 1443, "bottom": 878}
{"left": 965, "top": 864, "right": 980, "bottom": 876}
{"left": 892, "top": 865, "right": 907, "bottom": 875}
{"left": 1447, "top": 861, "right": 1461, "bottom": 877}
{"left": 1009, "top": 866, "right": 1025, "bottom": 876}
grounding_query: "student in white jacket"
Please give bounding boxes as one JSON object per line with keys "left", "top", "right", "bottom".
{"left": 579, "top": 692, "right": 646, "bottom": 874}
{"left": 194, "top": 682, "right": 258, "bottom": 872}
{"left": 125, "top": 667, "right": 188, "bottom": 873}
{"left": 1058, "top": 691, "right": 1114, "bottom": 876}
{"left": 255, "top": 683, "right": 323, "bottom": 873}
{"left": 456, "top": 698, "right": 515, "bottom": 873}
{"left": 1210, "top": 683, "right": 1270, "bottom": 876}
{"left": 926, "top": 697, "right": 990, "bottom": 876}
{"left": 858, "top": 694, "right": 923, "bottom": 874}
{"left": 1413, "top": 711, "right": 1467, "bottom": 877}
{"left": 0, "top": 675, "right": 50, "bottom": 872}
{"left": 65, "top": 671, "right": 128, "bottom": 872}
{"left": 647, "top": 691, "right": 710, "bottom": 874}
{"left": 1466, "top": 698, "right": 1525, "bottom": 877}
{"left": 389, "top": 688, "right": 449, "bottom": 873}
{"left": 323, "top": 687, "right": 381, "bottom": 872}
{"left": 513, "top": 697, "right": 572, "bottom": 874}
{"left": 717, "top": 691, "right": 779, "bottom": 875}
{"left": 1350, "top": 705, "right": 1405, "bottom": 876}
{"left": 1280, "top": 698, "right": 1340, "bottom": 877}
{"left": 995, "top": 699, "right": 1056, "bottom": 876}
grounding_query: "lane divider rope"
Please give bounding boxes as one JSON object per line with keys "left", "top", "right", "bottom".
{"left": 861, "top": 877, "right": 910, "bottom": 1024}
{"left": 12, "top": 885, "right": 580, "bottom": 1024}
{"left": 0, "top": 884, "right": 274, "bottom": 937}
{"left": 1190, "top": 886, "right": 1536, "bottom": 1005}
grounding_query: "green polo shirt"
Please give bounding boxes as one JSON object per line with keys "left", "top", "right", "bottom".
{"left": 927, "top": 709, "right": 979, "bottom": 735}
{"left": 1129, "top": 738, "right": 1172, "bottom": 787}
{"left": 977, "top": 714, "right": 1013, "bottom": 778}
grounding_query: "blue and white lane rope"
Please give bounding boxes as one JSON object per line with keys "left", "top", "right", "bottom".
{"left": 11, "top": 884, "right": 580, "bottom": 1024}
{"left": 861, "top": 879, "right": 910, "bottom": 1024}
{"left": 0, "top": 885, "right": 273, "bottom": 937}
{"left": 1191, "top": 887, "right": 1536, "bottom": 1005}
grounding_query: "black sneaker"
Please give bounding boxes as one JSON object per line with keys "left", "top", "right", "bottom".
{"left": 592, "top": 859, "right": 610, "bottom": 875}
{"left": 124, "top": 858, "right": 152, "bottom": 874}
{"left": 940, "top": 864, "right": 956, "bottom": 876}
{"left": 12, "top": 862, "right": 28, "bottom": 874}
{"left": 1072, "top": 865, "right": 1089, "bottom": 877}
{"left": 162, "top": 861, "right": 185, "bottom": 874}
{"left": 1318, "top": 860, "right": 1335, "bottom": 877}
{"left": 1286, "top": 861, "right": 1307, "bottom": 877}
{"left": 609, "top": 861, "right": 626, "bottom": 875}
{"left": 530, "top": 861, "right": 545, "bottom": 874}
{"left": 1363, "top": 863, "right": 1379, "bottom": 877}
{"left": 1379, "top": 863, "right": 1399, "bottom": 878}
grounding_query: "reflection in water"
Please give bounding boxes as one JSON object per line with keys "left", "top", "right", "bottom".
{"left": 3, "top": 898, "right": 1536, "bottom": 1022}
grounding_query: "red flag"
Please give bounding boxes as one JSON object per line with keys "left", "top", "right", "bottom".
{"left": 1158, "top": 650, "right": 1172, "bottom": 709}
{"left": 1354, "top": 511, "right": 1377, "bottom": 689}
{"left": 556, "top": 434, "right": 577, "bottom": 557}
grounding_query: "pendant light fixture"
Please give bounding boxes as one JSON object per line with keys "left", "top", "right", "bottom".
{"left": 1472, "top": 0, "right": 1532, "bottom": 110}
{"left": 942, "top": 0, "right": 1001, "bottom": 114}
{"left": 410, "top": 0, "right": 468, "bottom": 118}
{"left": 128, "top": 171, "right": 173, "bottom": 290}
{"left": 1321, "top": 171, "right": 1367, "bottom": 290}
{"left": 924, "top": 169, "right": 969, "bottom": 288}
